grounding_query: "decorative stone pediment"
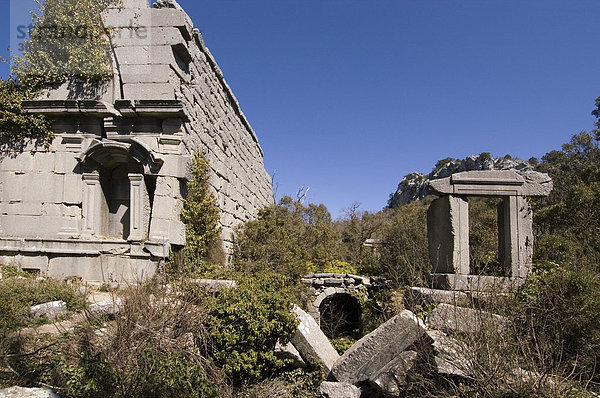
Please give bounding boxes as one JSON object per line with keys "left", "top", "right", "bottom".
{"left": 77, "top": 138, "right": 163, "bottom": 174}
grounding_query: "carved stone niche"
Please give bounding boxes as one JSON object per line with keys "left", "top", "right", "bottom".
{"left": 426, "top": 170, "right": 552, "bottom": 292}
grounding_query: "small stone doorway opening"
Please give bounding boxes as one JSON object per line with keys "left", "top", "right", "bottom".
{"left": 319, "top": 293, "right": 362, "bottom": 340}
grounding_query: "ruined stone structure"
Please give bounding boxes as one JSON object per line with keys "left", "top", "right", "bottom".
{"left": 0, "top": 0, "right": 273, "bottom": 281}
{"left": 301, "top": 273, "right": 387, "bottom": 338}
{"left": 427, "top": 170, "right": 552, "bottom": 290}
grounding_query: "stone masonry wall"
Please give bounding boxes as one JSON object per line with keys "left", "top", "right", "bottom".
{"left": 105, "top": 0, "right": 274, "bottom": 253}
{"left": 0, "top": 0, "right": 273, "bottom": 280}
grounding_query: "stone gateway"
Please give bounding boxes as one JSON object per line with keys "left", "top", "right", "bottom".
{"left": 0, "top": 0, "right": 273, "bottom": 281}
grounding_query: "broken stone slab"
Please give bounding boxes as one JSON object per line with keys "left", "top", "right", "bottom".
{"left": 404, "top": 287, "right": 470, "bottom": 311}
{"left": 0, "top": 386, "right": 61, "bottom": 398}
{"left": 319, "top": 381, "right": 361, "bottom": 398}
{"left": 424, "top": 330, "right": 474, "bottom": 378}
{"left": 275, "top": 340, "right": 306, "bottom": 368}
{"left": 291, "top": 305, "right": 340, "bottom": 373}
{"left": 426, "top": 303, "right": 510, "bottom": 334}
{"left": 30, "top": 300, "right": 67, "bottom": 321}
{"left": 88, "top": 297, "right": 123, "bottom": 316}
{"left": 369, "top": 350, "right": 417, "bottom": 396}
{"left": 330, "top": 310, "right": 426, "bottom": 384}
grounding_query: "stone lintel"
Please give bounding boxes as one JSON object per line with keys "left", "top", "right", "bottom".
{"left": 431, "top": 273, "right": 525, "bottom": 292}
{"left": 429, "top": 170, "right": 552, "bottom": 197}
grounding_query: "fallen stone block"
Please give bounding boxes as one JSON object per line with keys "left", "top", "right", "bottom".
{"left": 330, "top": 310, "right": 426, "bottom": 384}
{"left": 404, "top": 287, "right": 470, "bottom": 311}
{"left": 426, "top": 303, "right": 509, "bottom": 334}
{"left": 30, "top": 300, "right": 67, "bottom": 321}
{"left": 275, "top": 340, "right": 306, "bottom": 368}
{"left": 369, "top": 350, "right": 417, "bottom": 396}
{"left": 0, "top": 386, "right": 61, "bottom": 398}
{"left": 319, "top": 381, "right": 361, "bottom": 398}
{"left": 188, "top": 279, "right": 237, "bottom": 292}
{"left": 290, "top": 305, "right": 339, "bottom": 373}
{"left": 88, "top": 297, "right": 123, "bottom": 316}
{"left": 424, "top": 330, "right": 474, "bottom": 378}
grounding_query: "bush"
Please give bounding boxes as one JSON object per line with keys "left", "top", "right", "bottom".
{"left": 234, "top": 196, "right": 344, "bottom": 281}
{"left": 32, "top": 283, "right": 228, "bottom": 398}
{"left": 376, "top": 199, "right": 431, "bottom": 287}
{"left": 520, "top": 265, "right": 600, "bottom": 383}
{"left": 168, "top": 152, "right": 223, "bottom": 277}
{"left": 207, "top": 273, "right": 298, "bottom": 385}
{"left": 0, "top": 276, "right": 86, "bottom": 335}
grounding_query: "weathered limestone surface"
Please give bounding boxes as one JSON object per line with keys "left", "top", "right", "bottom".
{"left": 427, "top": 195, "right": 469, "bottom": 275}
{"left": 404, "top": 287, "right": 470, "bottom": 311}
{"left": 290, "top": 305, "right": 340, "bottom": 373}
{"left": 30, "top": 300, "right": 67, "bottom": 321}
{"left": 426, "top": 303, "right": 509, "bottom": 334}
{"left": 330, "top": 310, "right": 426, "bottom": 384}
{"left": 369, "top": 350, "right": 417, "bottom": 396}
{"left": 0, "top": 387, "right": 61, "bottom": 398}
{"left": 425, "top": 330, "right": 474, "bottom": 378}
{"left": 0, "top": 0, "right": 273, "bottom": 280}
{"left": 319, "top": 381, "right": 361, "bottom": 398}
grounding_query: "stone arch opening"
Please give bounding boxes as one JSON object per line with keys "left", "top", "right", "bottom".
{"left": 319, "top": 293, "right": 362, "bottom": 340}
{"left": 79, "top": 140, "right": 159, "bottom": 241}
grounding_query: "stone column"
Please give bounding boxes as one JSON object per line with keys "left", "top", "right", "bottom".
{"left": 82, "top": 173, "right": 103, "bottom": 237}
{"left": 128, "top": 173, "right": 149, "bottom": 241}
{"left": 427, "top": 195, "right": 470, "bottom": 275}
{"left": 498, "top": 195, "right": 532, "bottom": 278}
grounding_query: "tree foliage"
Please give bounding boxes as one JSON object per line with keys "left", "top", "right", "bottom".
{"left": 233, "top": 196, "right": 344, "bottom": 280}
{"left": 13, "top": 0, "right": 116, "bottom": 84}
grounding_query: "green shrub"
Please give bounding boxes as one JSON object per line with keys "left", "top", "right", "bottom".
{"left": 0, "top": 277, "right": 86, "bottom": 334}
{"left": 320, "top": 260, "right": 357, "bottom": 275}
{"left": 208, "top": 273, "right": 298, "bottom": 385}
{"left": 520, "top": 265, "right": 600, "bottom": 382}
{"left": 168, "top": 152, "right": 223, "bottom": 277}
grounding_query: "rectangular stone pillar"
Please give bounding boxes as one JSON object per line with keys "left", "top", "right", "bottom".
{"left": 498, "top": 196, "right": 532, "bottom": 278}
{"left": 82, "top": 173, "right": 103, "bottom": 237}
{"left": 427, "top": 195, "right": 470, "bottom": 275}
{"left": 128, "top": 173, "right": 149, "bottom": 241}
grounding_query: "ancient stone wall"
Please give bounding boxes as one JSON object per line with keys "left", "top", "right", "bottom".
{"left": 0, "top": 0, "right": 273, "bottom": 280}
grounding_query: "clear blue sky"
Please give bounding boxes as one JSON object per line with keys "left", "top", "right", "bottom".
{"left": 2, "top": 0, "right": 599, "bottom": 218}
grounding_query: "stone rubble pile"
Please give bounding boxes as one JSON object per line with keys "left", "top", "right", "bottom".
{"left": 276, "top": 283, "right": 520, "bottom": 397}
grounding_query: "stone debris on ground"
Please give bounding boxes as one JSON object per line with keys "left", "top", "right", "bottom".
{"left": 0, "top": 387, "right": 61, "bottom": 398}
{"left": 426, "top": 302, "right": 510, "bottom": 334}
{"left": 30, "top": 300, "right": 67, "bottom": 321}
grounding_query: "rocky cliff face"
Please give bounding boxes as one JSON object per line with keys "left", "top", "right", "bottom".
{"left": 388, "top": 155, "right": 536, "bottom": 207}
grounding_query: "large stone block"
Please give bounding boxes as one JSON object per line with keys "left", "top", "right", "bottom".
{"left": 30, "top": 300, "right": 67, "bottom": 321}
{"left": 426, "top": 303, "right": 509, "bottom": 334}
{"left": 330, "top": 310, "right": 426, "bottom": 384}
{"left": 319, "top": 382, "right": 361, "bottom": 398}
{"left": 290, "top": 305, "right": 340, "bottom": 374}
{"left": 0, "top": 386, "right": 61, "bottom": 398}
{"left": 427, "top": 195, "right": 470, "bottom": 274}
{"left": 122, "top": 83, "right": 175, "bottom": 100}
{"left": 404, "top": 287, "right": 470, "bottom": 311}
